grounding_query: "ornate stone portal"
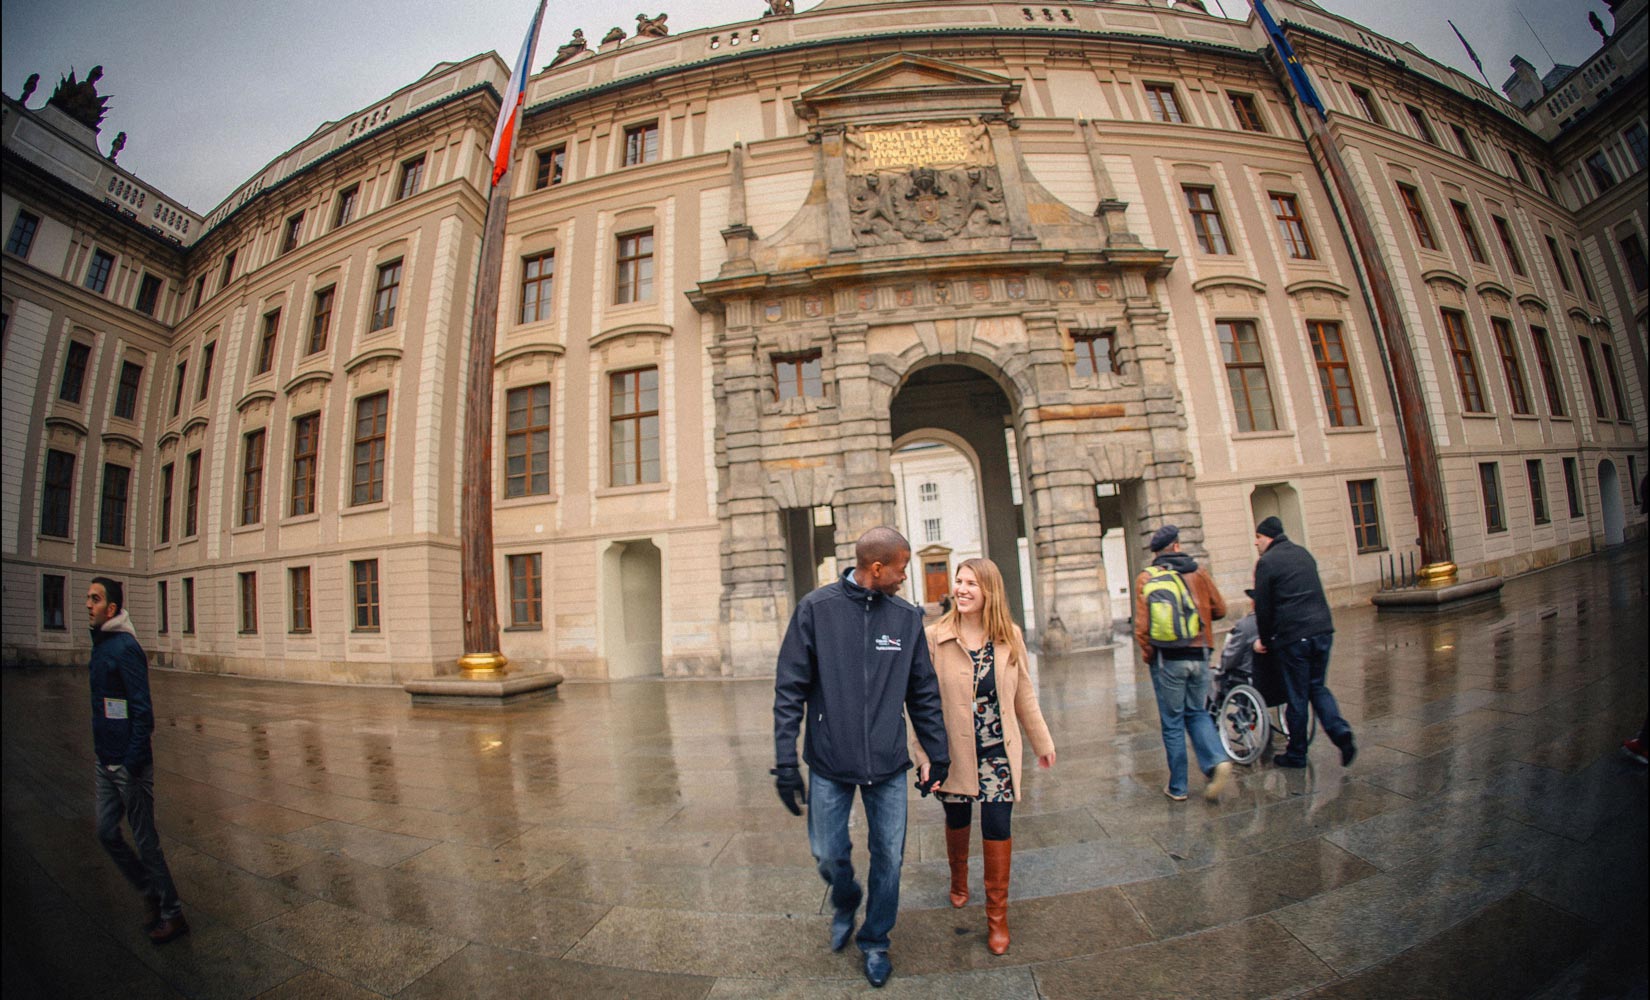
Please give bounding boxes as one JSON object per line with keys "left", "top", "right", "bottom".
{"left": 844, "top": 122, "right": 1008, "bottom": 244}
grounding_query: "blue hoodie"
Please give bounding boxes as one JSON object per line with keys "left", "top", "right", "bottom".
{"left": 88, "top": 610, "right": 154, "bottom": 768}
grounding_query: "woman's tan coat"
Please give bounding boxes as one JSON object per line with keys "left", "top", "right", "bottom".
{"left": 911, "top": 618, "right": 1055, "bottom": 800}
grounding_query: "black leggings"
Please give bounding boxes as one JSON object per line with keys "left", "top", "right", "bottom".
{"left": 943, "top": 800, "right": 1013, "bottom": 841}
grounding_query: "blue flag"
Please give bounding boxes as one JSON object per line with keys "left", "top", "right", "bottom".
{"left": 1253, "top": 0, "right": 1326, "bottom": 116}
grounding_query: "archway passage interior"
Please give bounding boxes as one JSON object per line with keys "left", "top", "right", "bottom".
{"left": 890, "top": 363, "right": 1028, "bottom": 626}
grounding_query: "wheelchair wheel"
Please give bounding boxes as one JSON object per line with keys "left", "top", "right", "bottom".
{"left": 1272, "top": 701, "right": 1316, "bottom": 747}
{"left": 1216, "top": 684, "right": 1269, "bottom": 765}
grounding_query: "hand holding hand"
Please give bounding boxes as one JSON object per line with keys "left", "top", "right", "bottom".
{"left": 771, "top": 765, "right": 806, "bottom": 816}
{"left": 1252, "top": 638, "right": 1268, "bottom": 654}
{"left": 916, "top": 760, "right": 949, "bottom": 796}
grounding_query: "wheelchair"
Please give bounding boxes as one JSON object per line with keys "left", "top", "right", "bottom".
{"left": 1208, "top": 619, "right": 1314, "bottom": 766}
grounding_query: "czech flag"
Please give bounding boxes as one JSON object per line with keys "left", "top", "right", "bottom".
{"left": 489, "top": 0, "right": 548, "bottom": 187}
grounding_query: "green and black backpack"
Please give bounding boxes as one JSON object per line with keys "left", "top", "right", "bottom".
{"left": 1142, "top": 566, "right": 1202, "bottom": 647}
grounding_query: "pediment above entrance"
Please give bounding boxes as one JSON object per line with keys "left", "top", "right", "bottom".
{"left": 794, "top": 54, "right": 1019, "bottom": 125}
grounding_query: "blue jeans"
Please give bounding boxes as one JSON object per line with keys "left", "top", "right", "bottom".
{"left": 807, "top": 771, "right": 907, "bottom": 953}
{"left": 1274, "top": 633, "right": 1352, "bottom": 759}
{"left": 95, "top": 761, "right": 181, "bottom": 919}
{"left": 1149, "top": 650, "right": 1228, "bottom": 797}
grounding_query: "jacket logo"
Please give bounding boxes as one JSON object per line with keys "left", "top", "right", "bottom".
{"left": 875, "top": 634, "right": 902, "bottom": 652}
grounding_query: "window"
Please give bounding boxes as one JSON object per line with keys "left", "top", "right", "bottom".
{"left": 1578, "top": 336, "right": 1609, "bottom": 419}
{"left": 1451, "top": 201, "right": 1486, "bottom": 263}
{"left": 1529, "top": 326, "right": 1565, "bottom": 417}
{"left": 289, "top": 567, "right": 312, "bottom": 633}
{"left": 1508, "top": 149, "right": 1531, "bottom": 185}
{"left": 238, "top": 572, "right": 258, "bottom": 633}
{"left": 371, "top": 260, "right": 401, "bottom": 330}
{"left": 255, "top": 310, "right": 280, "bottom": 375}
{"left": 1269, "top": 192, "right": 1315, "bottom": 259}
{"left": 1619, "top": 123, "right": 1648, "bottom": 171}
{"left": 191, "top": 275, "right": 207, "bottom": 310}
{"left": 157, "top": 581, "right": 169, "bottom": 634}
{"left": 351, "top": 392, "right": 389, "bottom": 505}
{"left": 1545, "top": 236, "right": 1573, "bottom": 292}
{"left": 1229, "top": 93, "right": 1266, "bottom": 132}
{"left": 351, "top": 559, "right": 380, "bottom": 631}
{"left": 1397, "top": 184, "right": 1437, "bottom": 250}
{"left": 1600, "top": 343, "right": 1629, "bottom": 422}
{"left": 1563, "top": 457, "right": 1583, "bottom": 517}
{"left": 1620, "top": 232, "right": 1649, "bottom": 292}
{"left": 1566, "top": 251, "right": 1596, "bottom": 304}
{"left": 1631, "top": 457, "right": 1643, "bottom": 506}
{"left": 1449, "top": 123, "right": 1478, "bottom": 164}
{"left": 170, "top": 360, "right": 187, "bottom": 417}
{"left": 534, "top": 145, "right": 566, "bottom": 189}
{"left": 98, "top": 463, "right": 130, "bottom": 546}
{"left": 1217, "top": 320, "right": 1276, "bottom": 432}
{"left": 334, "top": 185, "right": 358, "bottom": 228}
{"left": 1536, "top": 167, "right": 1555, "bottom": 198}
{"left": 397, "top": 155, "right": 426, "bottom": 200}
{"left": 134, "top": 273, "right": 162, "bottom": 316}
{"left": 42, "top": 575, "right": 66, "bottom": 630}
{"left": 1347, "top": 480, "right": 1383, "bottom": 552}
{"left": 1492, "top": 216, "right": 1526, "bottom": 276}
{"left": 1071, "top": 329, "right": 1117, "bottom": 377}
{"left": 158, "top": 463, "right": 174, "bottom": 543}
{"left": 113, "top": 361, "right": 143, "bottom": 420}
{"left": 924, "top": 517, "right": 943, "bottom": 544}
{"left": 308, "top": 287, "right": 334, "bottom": 354}
{"left": 183, "top": 577, "right": 196, "bottom": 633}
{"left": 1441, "top": 309, "right": 1486, "bottom": 413}
{"left": 291, "top": 413, "right": 319, "bottom": 516}
{"left": 40, "top": 450, "right": 74, "bottom": 537}
{"left": 507, "top": 553, "right": 542, "bottom": 627}
{"left": 519, "top": 251, "right": 555, "bottom": 323}
{"left": 614, "top": 229, "right": 654, "bottom": 304}
{"left": 1527, "top": 460, "right": 1549, "bottom": 525}
{"left": 184, "top": 450, "right": 201, "bottom": 536}
{"left": 84, "top": 249, "right": 115, "bottom": 294}
{"left": 1350, "top": 85, "right": 1384, "bottom": 125}
{"left": 58, "top": 341, "right": 91, "bottom": 402}
{"left": 220, "top": 249, "right": 237, "bottom": 290}
{"left": 1144, "top": 84, "right": 1185, "bottom": 124}
{"left": 197, "top": 341, "right": 216, "bottom": 400}
{"left": 5, "top": 208, "right": 40, "bottom": 257}
{"left": 623, "top": 122, "right": 660, "bottom": 165}
{"left": 505, "top": 383, "right": 551, "bottom": 498}
{"left": 609, "top": 367, "right": 660, "bottom": 486}
{"left": 1307, "top": 320, "right": 1361, "bottom": 427}
{"left": 774, "top": 351, "right": 824, "bottom": 400}
{"left": 241, "top": 429, "right": 265, "bottom": 525}
{"left": 1490, "top": 318, "right": 1531, "bottom": 415}
{"left": 282, "top": 211, "right": 304, "bottom": 254}
{"left": 1479, "top": 462, "right": 1505, "bottom": 532}
{"left": 1585, "top": 150, "right": 1617, "bottom": 192}
{"left": 1183, "top": 186, "right": 1232, "bottom": 255}
{"left": 1405, "top": 104, "right": 1437, "bottom": 145}
{"left": 919, "top": 482, "right": 939, "bottom": 503}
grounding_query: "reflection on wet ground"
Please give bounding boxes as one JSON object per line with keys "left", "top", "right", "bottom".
{"left": 3, "top": 546, "right": 1646, "bottom": 998}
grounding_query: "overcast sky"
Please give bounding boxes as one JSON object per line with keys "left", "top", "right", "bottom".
{"left": 2, "top": 0, "right": 1612, "bottom": 213}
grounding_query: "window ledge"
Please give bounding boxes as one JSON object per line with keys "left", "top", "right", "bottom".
{"left": 281, "top": 513, "right": 321, "bottom": 526}
{"left": 1356, "top": 546, "right": 1389, "bottom": 555}
{"left": 497, "top": 494, "right": 559, "bottom": 509}
{"left": 504, "top": 624, "right": 544, "bottom": 632}
{"left": 342, "top": 501, "right": 390, "bottom": 515}
{"left": 1509, "top": 413, "right": 1542, "bottom": 421}
{"left": 231, "top": 521, "right": 264, "bottom": 534}
{"left": 1323, "top": 425, "right": 1376, "bottom": 435}
{"left": 596, "top": 482, "right": 669, "bottom": 499}
{"left": 1229, "top": 429, "right": 1293, "bottom": 440}
{"left": 1461, "top": 411, "right": 1497, "bottom": 420}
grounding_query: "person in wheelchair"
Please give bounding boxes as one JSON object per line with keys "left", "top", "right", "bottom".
{"left": 1210, "top": 608, "right": 1310, "bottom": 766}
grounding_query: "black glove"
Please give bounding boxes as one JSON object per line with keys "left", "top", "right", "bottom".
{"left": 916, "top": 760, "right": 949, "bottom": 796}
{"left": 771, "top": 765, "right": 806, "bottom": 816}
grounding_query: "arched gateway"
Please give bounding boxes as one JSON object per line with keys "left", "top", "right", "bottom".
{"left": 690, "top": 53, "right": 1212, "bottom": 671}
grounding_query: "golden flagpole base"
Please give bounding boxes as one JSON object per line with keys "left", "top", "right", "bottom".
{"left": 458, "top": 651, "right": 510, "bottom": 676}
{"left": 1417, "top": 561, "right": 1458, "bottom": 585}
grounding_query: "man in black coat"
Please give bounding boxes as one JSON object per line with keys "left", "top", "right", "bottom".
{"left": 1249, "top": 517, "right": 1357, "bottom": 768}
{"left": 772, "top": 526, "right": 949, "bottom": 988}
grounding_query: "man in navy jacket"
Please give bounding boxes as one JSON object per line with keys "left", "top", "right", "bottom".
{"left": 773, "top": 527, "right": 949, "bottom": 988}
{"left": 87, "top": 576, "right": 187, "bottom": 943}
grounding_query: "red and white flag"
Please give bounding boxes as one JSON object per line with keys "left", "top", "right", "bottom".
{"left": 488, "top": 0, "right": 548, "bottom": 187}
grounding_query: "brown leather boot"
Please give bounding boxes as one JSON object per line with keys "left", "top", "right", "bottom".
{"left": 945, "top": 825, "right": 971, "bottom": 907}
{"left": 983, "top": 838, "right": 1012, "bottom": 955}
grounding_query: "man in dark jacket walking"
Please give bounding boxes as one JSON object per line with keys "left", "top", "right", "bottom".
{"left": 87, "top": 576, "right": 187, "bottom": 942}
{"left": 773, "top": 527, "right": 949, "bottom": 988}
{"left": 1250, "top": 518, "right": 1356, "bottom": 768}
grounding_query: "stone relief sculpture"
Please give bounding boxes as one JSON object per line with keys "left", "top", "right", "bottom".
{"left": 48, "top": 65, "right": 110, "bottom": 129}
{"left": 636, "top": 12, "right": 669, "bottom": 36}
{"left": 550, "top": 29, "right": 588, "bottom": 66}
{"left": 843, "top": 121, "right": 1008, "bottom": 245}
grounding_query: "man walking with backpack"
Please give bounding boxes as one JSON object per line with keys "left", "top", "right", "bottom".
{"left": 1134, "top": 525, "right": 1232, "bottom": 802}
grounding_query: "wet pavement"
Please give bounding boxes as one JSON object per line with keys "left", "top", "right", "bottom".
{"left": 3, "top": 546, "right": 1647, "bottom": 999}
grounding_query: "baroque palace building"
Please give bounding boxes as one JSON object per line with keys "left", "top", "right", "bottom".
{"left": 2, "top": 0, "right": 1645, "bottom": 682}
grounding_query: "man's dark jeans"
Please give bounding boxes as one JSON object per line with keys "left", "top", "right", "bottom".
{"left": 1274, "top": 633, "right": 1353, "bottom": 760}
{"left": 95, "top": 761, "right": 181, "bottom": 919}
{"left": 806, "top": 771, "right": 907, "bottom": 953}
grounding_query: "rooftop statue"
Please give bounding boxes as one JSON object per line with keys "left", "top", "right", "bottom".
{"left": 108, "top": 131, "right": 127, "bottom": 163}
{"left": 601, "top": 26, "right": 628, "bottom": 45}
{"left": 636, "top": 12, "right": 669, "bottom": 37}
{"left": 48, "top": 65, "right": 110, "bottom": 130}
{"left": 764, "top": 0, "right": 794, "bottom": 15}
{"left": 550, "top": 29, "right": 588, "bottom": 67}
{"left": 19, "top": 73, "right": 39, "bottom": 105}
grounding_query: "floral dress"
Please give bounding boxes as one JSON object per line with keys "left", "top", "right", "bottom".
{"left": 937, "top": 640, "right": 1016, "bottom": 803}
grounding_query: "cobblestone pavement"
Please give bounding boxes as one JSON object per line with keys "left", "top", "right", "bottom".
{"left": 4, "top": 547, "right": 1647, "bottom": 999}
